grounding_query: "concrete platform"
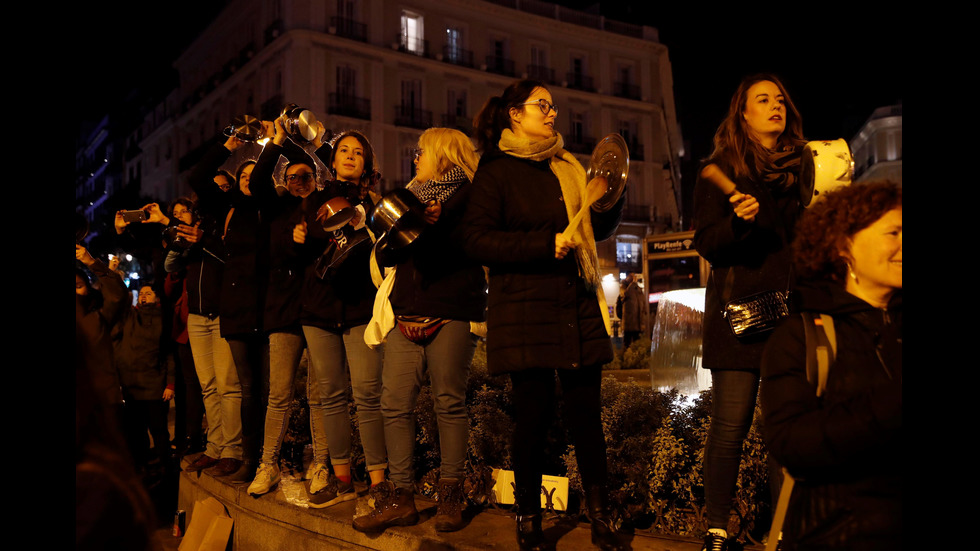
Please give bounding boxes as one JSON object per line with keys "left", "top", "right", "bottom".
{"left": 176, "top": 469, "right": 713, "bottom": 551}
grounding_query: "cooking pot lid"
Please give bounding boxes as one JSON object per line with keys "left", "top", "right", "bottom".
{"left": 587, "top": 134, "right": 629, "bottom": 213}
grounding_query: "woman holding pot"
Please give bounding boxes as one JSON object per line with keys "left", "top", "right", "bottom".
{"left": 353, "top": 127, "right": 485, "bottom": 534}
{"left": 693, "top": 74, "right": 806, "bottom": 551}
{"left": 291, "top": 129, "right": 389, "bottom": 508}
{"left": 461, "top": 79, "right": 626, "bottom": 551}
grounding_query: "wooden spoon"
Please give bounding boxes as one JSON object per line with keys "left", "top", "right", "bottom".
{"left": 561, "top": 176, "right": 608, "bottom": 241}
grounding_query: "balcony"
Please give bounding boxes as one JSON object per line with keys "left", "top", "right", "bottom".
{"left": 565, "top": 135, "right": 595, "bottom": 154}
{"left": 485, "top": 55, "right": 515, "bottom": 77}
{"left": 442, "top": 45, "right": 474, "bottom": 68}
{"left": 328, "top": 93, "right": 371, "bottom": 120}
{"left": 527, "top": 64, "right": 555, "bottom": 84}
{"left": 613, "top": 81, "right": 641, "bottom": 100}
{"left": 330, "top": 16, "right": 367, "bottom": 42}
{"left": 440, "top": 113, "right": 472, "bottom": 133}
{"left": 394, "top": 105, "right": 432, "bottom": 129}
{"left": 566, "top": 72, "right": 595, "bottom": 92}
{"left": 397, "top": 34, "right": 430, "bottom": 57}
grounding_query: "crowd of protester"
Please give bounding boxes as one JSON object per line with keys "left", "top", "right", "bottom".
{"left": 76, "top": 75, "right": 901, "bottom": 551}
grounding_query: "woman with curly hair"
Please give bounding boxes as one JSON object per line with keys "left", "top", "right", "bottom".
{"left": 693, "top": 74, "right": 806, "bottom": 551}
{"left": 761, "top": 181, "right": 902, "bottom": 551}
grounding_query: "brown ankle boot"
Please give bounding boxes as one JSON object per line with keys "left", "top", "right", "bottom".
{"left": 351, "top": 481, "right": 419, "bottom": 533}
{"left": 434, "top": 478, "right": 465, "bottom": 532}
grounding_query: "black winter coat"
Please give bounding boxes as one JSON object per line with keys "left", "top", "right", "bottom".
{"left": 461, "top": 151, "right": 622, "bottom": 375}
{"left": 761, "top": 281, "right": 902, "bottom": 550}
{"left": 296, "top": 181, "right": 377, "bottom": 331}
{"left": 248, "top": 141, "right": 306, "bottom": 333}
{"left": 693, "top": 157, "right": 801, "bottom": 371}
{"left": 182, "top": 143, "right": 232, "bottom": 317}
{"left": 385, "top": 175, "right": 487, "bottom": 322}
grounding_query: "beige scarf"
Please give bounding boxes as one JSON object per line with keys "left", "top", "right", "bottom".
{"left": 498, "top": 129, "right": 611, "bottom": 335}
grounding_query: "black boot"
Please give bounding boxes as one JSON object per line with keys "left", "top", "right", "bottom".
{"left": 516, "top": 513, "right": 549, "bottom": 551}
{"left": 587, "top": 486, "right": 628, "bottom": 551}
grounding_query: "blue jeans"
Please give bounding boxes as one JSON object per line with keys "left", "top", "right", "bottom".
{"left": 302, "top": 324, "right": 387, "bottom": 471}
{"left": 382, "top": 320, "right": 475, "bottom": 490}
{"left": 186, "top": 314, "right": 242, "bottom": 460}
{"left": 260, "top": 328, "right": 306, "bottom": 465}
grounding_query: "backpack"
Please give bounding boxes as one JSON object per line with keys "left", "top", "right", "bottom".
{"left": 767, "top": 312, "right": 837, "bottom": 551}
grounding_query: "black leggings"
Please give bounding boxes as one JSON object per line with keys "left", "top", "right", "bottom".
{"left": 509, "top": 365, "right": 607, "bottom": 512}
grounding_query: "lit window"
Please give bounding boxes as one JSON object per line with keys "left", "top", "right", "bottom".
{"left": 401, "top": 10, "right": 424, "bottom": 54}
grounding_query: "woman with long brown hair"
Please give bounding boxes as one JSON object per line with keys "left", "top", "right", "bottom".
{"left": 693, "top": 73, "right": 806, "bottom": 551}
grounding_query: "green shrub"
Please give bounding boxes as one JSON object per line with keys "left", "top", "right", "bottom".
{"left": 375, "top": 338, "right": 769, "bottom": 539}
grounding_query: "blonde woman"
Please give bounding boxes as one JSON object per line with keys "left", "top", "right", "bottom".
{"left": 354, "top": 128, "right": 486, "bottom": 534}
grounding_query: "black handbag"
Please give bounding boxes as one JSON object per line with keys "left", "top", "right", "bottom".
{"left": 723, "top": 290, "right": 789, "bottom": 338}
{"left": 717, "top": 267, "right": 790, "bottom": 339}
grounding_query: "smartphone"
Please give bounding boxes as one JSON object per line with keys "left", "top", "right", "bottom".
{"left": 120, "top": 209, "right": 149, "bottom": 223}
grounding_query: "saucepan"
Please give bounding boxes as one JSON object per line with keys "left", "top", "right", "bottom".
{"left": 368, "top": 188, "right": 427, "bottom": 253}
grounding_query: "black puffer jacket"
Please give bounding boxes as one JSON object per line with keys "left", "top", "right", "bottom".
{"left": 461, "top": 151, "right": 623, "bottom": 375}
{"left": 693, "top": 157, "right": 801, "bottom": 371}
{"left": 761, "top": 281, "right": 902, "bottom": 550}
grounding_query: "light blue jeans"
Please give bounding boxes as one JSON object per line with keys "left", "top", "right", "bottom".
{"left": 302, "top": 324, "right": 387, "bottom": 471}
{"left": 260, "top": 328, "right": 306, "bottom": 465}
{"left": 382, "top": 320, "right": 475, "bottom": 490}
{"left": 187, "top": 313, "right": 242, "bottom": 460}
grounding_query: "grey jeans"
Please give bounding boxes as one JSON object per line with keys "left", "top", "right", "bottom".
{"left": 382, "top": 320, "right": 475, "bottom": 489}
{"left": 302, "top": 324, "right": 387, "bottom": 471}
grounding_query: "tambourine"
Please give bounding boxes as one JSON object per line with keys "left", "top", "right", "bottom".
{"left": 586, "top": 134, "right": 630, "bottom": 213}
{"left": 223, "top": 114, "right": 265, "bottom": 142}
{"left": 799, "top": 139, "right": 854, "bottom": 207}
{"left": 280, "top": 103, "right": 319, "bottom": 143}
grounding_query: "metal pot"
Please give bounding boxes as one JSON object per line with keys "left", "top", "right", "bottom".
{"left": 368, "top": 188, "right": 427, "bottom": 252}
{"left": 280, "top": 103, "right": 319, "bottom": 142}
{"left": 316, "top": 196, "right": 355, "bottom": 232}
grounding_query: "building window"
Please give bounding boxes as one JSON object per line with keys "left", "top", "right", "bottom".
{"left": 401, "top": 10, "right": 424, "bottom": 54}
{"left": 446, "top": 27, "right": 462, "bottom": 62}
{"left": 337, "top": 65, "right": 356, "bottom": 97}
{"left": 616, "top": 235, "right": 642, "bottom": 272}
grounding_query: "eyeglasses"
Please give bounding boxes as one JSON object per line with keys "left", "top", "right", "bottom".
{"left": 520, "top": 99, "right": 558, "bottom": 115}
{"left": 413, "top": 148, "right": 424, "bottom": 161}
{"left": 285, "top": 173, "right": 315, "bottom": 183}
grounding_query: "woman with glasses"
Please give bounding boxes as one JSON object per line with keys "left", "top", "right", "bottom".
{"left": 462, "top": 79, "right": 627, "bottom": 551}
{"left": 353, "top": 127, "right": 485, "bottom": 534}
{"left": 243, "top": 118, "right": 322, "bottom": 497}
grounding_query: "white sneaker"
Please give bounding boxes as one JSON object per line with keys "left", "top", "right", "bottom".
{"left": 308, "top": 463, "right": 331, "bottom": 494}
{"left": 247, "top": 463, "right": 281, "bottom": 496}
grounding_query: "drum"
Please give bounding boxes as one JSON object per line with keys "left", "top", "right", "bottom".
{"left": 800, "top": 139, "right": 854, "bottom": 207}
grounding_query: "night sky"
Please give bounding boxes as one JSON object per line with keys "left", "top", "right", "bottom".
{"left": 76, "top": 1, "right": 902, "bottom": 182}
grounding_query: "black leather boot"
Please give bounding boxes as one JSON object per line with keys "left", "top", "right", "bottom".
{"left": 516, "top": 512, "right": 549, "bottom": 551}
{"left": 587, "top": 486, "right": 628, "bottom": 551}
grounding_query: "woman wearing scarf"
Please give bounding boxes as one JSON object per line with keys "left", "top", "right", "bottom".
{"left": 353, "top": 128, "right": 486, "bottom": 534}
{"left": 693, "top": 74, "right": 806, "bottom": 551}
{"left": 461, "top": 80, "right": 626, "bottom": 551}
